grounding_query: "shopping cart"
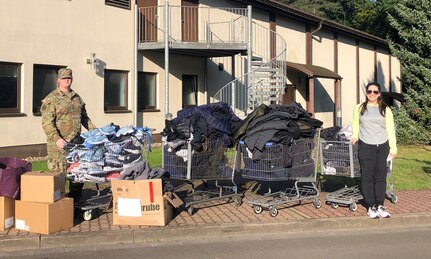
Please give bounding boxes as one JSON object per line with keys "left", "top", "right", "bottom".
{"left": 320, "top": 140, "right": 397, "bottom": 212}
{"left": 163, "top": 137, "right": 241, "bottom": 216}
{"left": 241, "top": 130, "right": 321, "bottom": 217}
{"left": 66, "top": 128, "right": 152, "bottom": 220}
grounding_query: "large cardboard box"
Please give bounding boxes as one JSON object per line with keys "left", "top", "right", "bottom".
{"left": 20, "top": 171, "right": 65, "bottom": 203}
{"left": 15, "top": 198, "right": 73, "bottom": 235}
{"left": 0, "top": 196, "right": 15, "bottom": 231}
{"left": 112, "top": 179, "right": 182, "bottom": 226}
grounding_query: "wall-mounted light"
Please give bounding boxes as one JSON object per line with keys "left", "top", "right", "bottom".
{"left": 86, "top": 53, "right": 98, "bottom": 70}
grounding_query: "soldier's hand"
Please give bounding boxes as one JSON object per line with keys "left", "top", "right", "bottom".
{"left": 56, "top": 138, "right": 67, "bottom": 149}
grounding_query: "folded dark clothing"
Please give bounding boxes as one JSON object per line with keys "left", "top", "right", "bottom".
{"left": 119, "top": 161, "right": 147, "bottom": 180}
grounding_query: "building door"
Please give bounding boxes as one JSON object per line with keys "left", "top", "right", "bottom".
{"left": 138, "top": 0, "right": 157, "bottom": 42}
{"left": 182, "top": 75, "right": 198, "bottom": 108}
{"left": 181, "top": 0, "right": 198, "bottom": 42}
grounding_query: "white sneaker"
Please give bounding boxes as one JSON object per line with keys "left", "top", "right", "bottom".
{"left": 377, "top": 205, "right": 391, "bottom": 218}
{"left": 368, "top": 206, "right": 380, "bottom": 219}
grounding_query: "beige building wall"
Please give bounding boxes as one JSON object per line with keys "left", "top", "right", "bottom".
{"left": 0, "top": 0, "right": 135, "bottom": 147}
{"left": 358, "top": 42, "right": 375, "bottom": 101}
{"left": 140, "top": 52, "right": 206, "bottom": 132}
{"left": 338, "top": 36, "right": 358, "bottom": 124}
{"left": 377, "top": 49, "right": 390, "bottom": 92}
{"left": 312, "top": 29, "right": 335, "bottom": 127}
{"left": 277, "top": 18, "right": 306, "bottom": 64}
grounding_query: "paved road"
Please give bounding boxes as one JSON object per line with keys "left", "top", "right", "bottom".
{"left": 3, "top": 225, "right": 431, "bottom": 259}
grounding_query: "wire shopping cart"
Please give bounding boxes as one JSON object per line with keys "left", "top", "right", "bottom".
{"left": 320, "top": 140, "right": 397, "bottom": 212}
{"left": 240, "top": 130, "right": 321, "bottom": 217}
{"left": 163, "top": 137, "right": 241, "bottom": 216}
{"left": 66, "top": 128, "right": 152, "bottom": 220}
{"left": 319, "top": 140, "right": 362, "bottom": 212}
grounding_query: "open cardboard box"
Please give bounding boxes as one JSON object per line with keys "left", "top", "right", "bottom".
{"left": 112, "top": 179, "right": 183, "bottom": 226}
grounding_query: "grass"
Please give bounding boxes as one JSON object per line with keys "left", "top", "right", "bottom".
{"left": 29, "top": 145, "right": 431, "bottom": 191}
{"left": 391, "top": 145, "right": 431, "bottom": 190}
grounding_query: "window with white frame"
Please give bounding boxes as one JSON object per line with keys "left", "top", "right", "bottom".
{"left": 138, "top": 72, "right": 157, "bottom": 111}
{"left": 0, "top": 62, "right": 21, "bottom": 114}
{"left": 33, "top": 64, "right": 64, "bottom": 114}
{"left": 104, "top": 69, "right": 128, "bottom": 111}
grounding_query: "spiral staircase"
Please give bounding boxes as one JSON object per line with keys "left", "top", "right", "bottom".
{"left": 214, "top": 22, "right": 287, "bottom": 117}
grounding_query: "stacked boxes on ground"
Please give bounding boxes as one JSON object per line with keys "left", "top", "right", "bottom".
{"left": 15, "top": 171, "right": 74, "bottom": 235}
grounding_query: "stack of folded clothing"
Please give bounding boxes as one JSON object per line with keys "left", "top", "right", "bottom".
{"left": 66, "top": 124, "right": 152, "bottom": 183}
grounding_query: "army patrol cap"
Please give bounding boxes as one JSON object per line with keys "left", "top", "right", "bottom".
{"left": 58, "top": 68, "right": 73, "bottom": 79}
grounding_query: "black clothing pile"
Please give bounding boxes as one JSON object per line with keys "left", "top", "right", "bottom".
{"left": 162, "top": 102, "right": 241, "bottom": 179}
{"left": 238, "top": 102, "right": 323, "bottom": 179}
{"left": 320, "top": 125, "right": 359, "bottom": 176}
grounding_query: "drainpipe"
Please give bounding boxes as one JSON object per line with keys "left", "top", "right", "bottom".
{"left": 247, "top": 5, "right": 252, "bottom": 114}
{"left": 134, "top": 4, "right": 138, "bottom": 126}
{"left": 335, "top": 80, "right": 342, "bottom": 126}
{"left": 311, "top": 19, "right": 323, "bottom": 36}
{"left": 307, "top": 19, "right": 324, "bottom": 118}
{"left": 164, "top": 2, "right": 170, "bottom": 114}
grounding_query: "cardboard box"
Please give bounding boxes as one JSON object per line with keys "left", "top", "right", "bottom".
{"left": 20, "top": 171, "right": 65, "bottom": 203}
{"left": 0, "top": 196, "right": 15, "bottom": 231}
{"left": 15, "top": 198, "right": 73, "bottom": 235}
{"left": 112, "top": 179, "right": 182, "bottom": 226}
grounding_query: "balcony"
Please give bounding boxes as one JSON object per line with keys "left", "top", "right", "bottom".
{"left": 138, "top": 4, "right": 249, "bottom": 57}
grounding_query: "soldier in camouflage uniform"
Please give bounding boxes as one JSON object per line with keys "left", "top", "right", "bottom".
{"left": 41, "top": 67, "right": 96, "bottom": 202}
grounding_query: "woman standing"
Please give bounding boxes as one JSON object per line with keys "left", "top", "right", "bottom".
{"left": 351, "top": 82, "right": 397, "bottom": 218}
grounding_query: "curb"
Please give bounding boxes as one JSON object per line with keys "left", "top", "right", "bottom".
{"left": 1, "top": 212, "right": 430, "bottom": 253}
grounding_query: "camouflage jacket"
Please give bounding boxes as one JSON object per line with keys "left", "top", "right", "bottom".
{"left": 41, "top": 88, "right": 96, "bottom": 142}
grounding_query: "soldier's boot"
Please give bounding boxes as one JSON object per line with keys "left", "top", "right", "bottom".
{"left": 67, "top": 181, "right": 84, "bottom": 204}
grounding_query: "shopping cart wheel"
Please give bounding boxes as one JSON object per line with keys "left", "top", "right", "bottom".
{"left": 234, "top": 197, "right": 243, "bottom": 207}
{"left": 253, "top": 205, "right": 263, "bottom": 214}
{"left": 269, "top": 206, "right": 278, "bottom": 217}
{"left": 390, "top": 194, "right": 398, "bottom": 204}
{"left": 187, "top": 206, "right": 194, "bottom": 216}
{"left": 83, "top": 210, "right": 93, "bottom": 221}
{"left": 331, "top": 203, "right": 339, "bottom": 209}
{"left": 349, "top": 202, "right": 358, "bottom": 212}
{"left": 312, "top": 199, "right": 321, "bottom": 209}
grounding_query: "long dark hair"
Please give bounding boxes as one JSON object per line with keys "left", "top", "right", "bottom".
{"left": 359, "top": 82, "right": 387, "bottom": 116}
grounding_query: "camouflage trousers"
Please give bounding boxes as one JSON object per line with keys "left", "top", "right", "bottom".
{"left": 46, "top": 140, "right": 67, "bottom": 172}
{"left": 46, "top": 140, "right": 84, "bottom": 201}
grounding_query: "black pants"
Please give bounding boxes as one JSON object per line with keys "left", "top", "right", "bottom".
{"left": 358, "top": 140, "right": 389, "bottom": 208}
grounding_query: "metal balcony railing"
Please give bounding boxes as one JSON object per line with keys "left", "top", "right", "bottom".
{"left": 138, "top": 5, "right": 248, "bottom": 44}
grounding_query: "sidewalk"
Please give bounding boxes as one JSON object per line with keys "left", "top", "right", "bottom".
{"left": 1, "top": 188, "right": 431, "bottom": 253}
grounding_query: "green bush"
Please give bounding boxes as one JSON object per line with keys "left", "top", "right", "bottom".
{"left": 393, "top": 107, "right": 431, "bottom": 145}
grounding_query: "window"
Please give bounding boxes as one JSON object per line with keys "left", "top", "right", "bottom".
{"left": 104, "top": 69, "right": 128, "bottom": 111}
{"left": 182, "top": 74, "right": 198, "bottom": 108}
{"left": 105, "top": 0, "right": 130, "bottom": 10}
{"left": 0, "top": 62, "right": 21, "bottom": 114}
{"left": 33, "top": 64, "right": 64, "bottom": 114}
{"left": 138, "top": 72, "right": 157, "bottom": 111}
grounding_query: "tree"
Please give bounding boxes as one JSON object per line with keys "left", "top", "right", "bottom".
{"left": 281, "top": 0, "right": 398, "bottom": 40}
{"left": 387, "top": 0, "right": 431, "bottom": 144}
{"left": 352, "top": 0, "right": 398, "bottom": 39}
{"left": 282, "top": 0, "right": 348, "bottom": 24}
